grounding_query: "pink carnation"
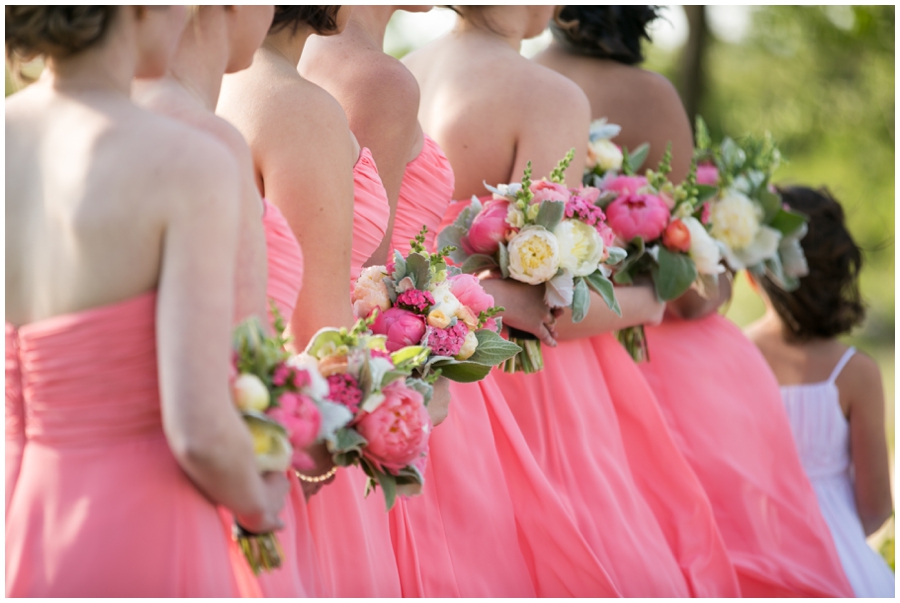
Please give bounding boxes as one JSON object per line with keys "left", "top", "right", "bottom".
{"left": 267, "top": 392, "right": 321, "bottom": 472}
{"left": 370, "top": 308, "right": 427, "bottom": 352}
{"left": 272, "top": 362, "right": 291, "bottom": 387}
{"left": 565, "top": 195, "right": 607, "bottom": 227}
{"left": 530, "top": 180, "right": 570, "bottom": 205}
{"left": 426, "top": 322, "right": 469, "bottom": 357}
{"left": 356, "top": 381, "right": 431, "bottom": 475}
{"left": 326, "top": 374, "right": 363, "bottom": 414}
{"left": 604, "top": 175, "right": 671, "bottom": 242}
{"left": 396, "top": 289, "right": 435, "bottom": 315}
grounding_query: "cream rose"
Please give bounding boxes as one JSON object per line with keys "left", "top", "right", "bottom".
{"left": 681, "top": 217, "right": 724, "bottom": 275}
{"left": 506, "top": 227, "right": 561, "bottom": 285}
{"left": 430, "top": 283, "right": 462, "bottom": 318}
{"left": 709, "top": 189, "right": 762, "bottom": 251}
{"left": 351, "top": 265, "right": 392, "bottom": 319}
{"left": 553, "top": 219, "right": 605, "bottom": 277}
{"left": 455, "top": 331, "right": 478, "bottom": 361}
{"left": 233, "top": 373, "right": 270, "bottom": 412}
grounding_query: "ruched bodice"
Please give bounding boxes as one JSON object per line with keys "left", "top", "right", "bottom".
{"left": 263, "top": 198, "right": 304, "bottom": 323}
{"left": 351, "top": 147, "right": 390, "bottom": 282}
{"left": 8, "top": 293, "right": 161, "bottom": 448}
{"left": 781, "top": 381, "right": 851, "bottom": 481}
{"left": 5, "top": 291, "right": 239, "bottom": 596}
{"left": 390, "top": 134, "right": 455, "bottom": 255}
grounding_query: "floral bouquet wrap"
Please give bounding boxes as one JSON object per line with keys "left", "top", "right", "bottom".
{"left": 352, "top": 227, "right": 522, "bottom": 382}
{"left": 438, "top": 150, "right": 624, "bottom": 373}
{"left": 585, "top": 119, "right": 725, "bottom": 362}
{"left": 230, "top": 307, "right": 348, "bottom": 574}
{"left": 296, "top": 317, "right": 436, "bottom": 511}
{"left": 693, "top": 117, "right": 809, "bottom": 291}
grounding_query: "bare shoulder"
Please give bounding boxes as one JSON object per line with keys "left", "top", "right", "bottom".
{"left": 346, "top": 50, "right": 419, "bottom": 121}
{"left": 842, "top": 350, "right": 884, "bottom": 392}
{"left": 516, "top": 60, "right": 590, "bottom": 116}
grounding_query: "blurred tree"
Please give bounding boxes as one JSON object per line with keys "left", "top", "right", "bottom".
{"left": 678, "top": 5, "right": 708, "bottom": 125}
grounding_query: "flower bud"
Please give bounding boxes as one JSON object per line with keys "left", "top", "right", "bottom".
{"left": 233, "top": 373, "right": 270, "bottom": 412}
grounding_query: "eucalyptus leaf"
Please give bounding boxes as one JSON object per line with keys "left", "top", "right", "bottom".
{"left": 375, "top": 470, "right": 398, "bottom": 511}
{"left": 570, "top": 277, "right": 590, "bottom": 323}
{"left": 626, "top": 143, "right": 650, "bottom": 173}
{"left": 406, "top": 378, "right": 434, "bottom": 406}
{"left": 695, "top": 184, "right": 718, "bottom": 202}
{"left": 332, "top": 427, "right": 368, "bottom": 454}
{"left": 391, "top": 250, "right": 408, "bottom": 281}
{"left": 585, "top": 271, "right": 621, "bottom": 316}
{"left": 498, "top": 242, "right": 510, "bottom": 279}
{"left": 651, "top": 246, "right": 698, "bottom": 301}
{"left": 460, "top": 254, "right": 499, "bottom": 275}
{"left": 534, "top": 200, "right": 565, "bottom": 231}
{"left": 405, "top": 253, "right": 432, "bottom": 290}
{"left": 438, "top": 225, "right": 469, "bottom": 264}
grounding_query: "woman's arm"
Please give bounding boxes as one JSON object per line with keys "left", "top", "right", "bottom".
{"left": 843, "top": 353, "right": 893, "bottom": 535}
{"left": 665, "top": 270, "right": 733, "bottom": 321}
{"left": 157, "top": 137, "right": 287, "bottom": 533}
{"left": 556, "top": 283, "right": 665, "bottom": 342}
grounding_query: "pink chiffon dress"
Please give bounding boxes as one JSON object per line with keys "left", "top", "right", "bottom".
{"left": 5, "top": 292, "right": 241, "bottom": 597}
{"left": 304, "top": 147, "right": 402, "bottom": 597}
{"left": 243, "top": 198, "right": 322, "bottom": 598}
{"left": 638, "top": 313, "right": 854, "bottom": 597}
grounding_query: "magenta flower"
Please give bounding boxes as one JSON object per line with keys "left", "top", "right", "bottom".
{"left": 396, "top": 289, "right": 435, "bottom": 315}
{"left": 370, "top": 308, "right": 427, "bottom": 352}
{"left": 696, "top": 163, "right": 719, "bottom": 186}
{"left": 462, "top": 199, "right": 513, "bottom": 256}
{"left": 272, "top": 362, "right": 291, "bottom": 387}
{"left": 565, "top": 195, "right": 607, "bottom": 227}
{"left": 604, "top": 175, "right": 671, "bottom": 242}
{"left": 426, "top": 322, "right": 469, "bottom": 357}
{"left": 326, "top": 373, "right": 363, "bottom": 414}
{"left": 356, "top": 381, "right": 431, "bottom": 475}
{"left": 267, "top": 392, "right": 321, "bottom": 471}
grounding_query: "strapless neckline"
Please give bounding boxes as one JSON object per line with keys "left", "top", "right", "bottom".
{"left": 7, "top": 290, "right": 158, "bottom": 335}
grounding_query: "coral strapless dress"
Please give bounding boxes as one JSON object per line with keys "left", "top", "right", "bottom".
{"left": 5, "top": 293, "right": 241, "bottom": 596}
{"left": 638, "top": 313, "right": 854, "bottom": 597}
{"left": 243, "top": 198, "right": 322, "bottom": 598}
{"left": 305, "top": 147, "right": 402, "bottom": 597}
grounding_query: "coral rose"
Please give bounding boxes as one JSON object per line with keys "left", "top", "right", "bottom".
{"left": 356, "top": 381, "right": 432, "bottom": 474}
{"left": 604, "top": 175, "right": 670, "bottom": 242}
{"left": 370, "top": 308, "right": 427, "bottom": 352}
{"left": 461, "top": 199, "right": 513, "bottom": 256}
{"left": 662, "top": 219, "right": 692, "bottom": 253}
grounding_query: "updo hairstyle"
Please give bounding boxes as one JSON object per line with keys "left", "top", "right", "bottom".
{"left": 761, "top": 186, "right": 866, "bottom": 341}
{"left": 551, "top": 6, "right": 660, "bottom": 65}
{"left": 6, "top": 6, "right": 117, "bottom": 64}
{"left": 269, "top": 6, "right": 341, "bottom": 36}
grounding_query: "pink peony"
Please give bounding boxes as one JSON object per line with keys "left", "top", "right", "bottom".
{"left": 396, "top": 289, "right": 435, "bottom": 315}
{"left": 268, "top": 392, "right": 321, "bottom": 471}
{"left": 529, "top": 180, "right": 570, "bottom": 205}
{"left": 604, "top": 175, "right": 671, "bottom": 242}
{"left": 448, "top": 273, "right": 497, "bottom": 330}
{"left": 696, "top": 163, "right": 719, "bottom": 186}
{"left": 662, "top": 219, "right": 692, "bottom": 253}
{"left": 426, "top": 322, "right": 469, "bottom": 357}
{"left": 597, "top": 222, "right": 616, "bottom": 248}
{"left": 326, "top": 373, "right": 363, "bottom": 414}
{"left": 370, "top": 308, "right": 427, "bottom": 352}
{"left": 356, "top": 381, "right": 431, "bottom": 474}
{"left": 461, "top": 199, "right": 513, "bottom": 256}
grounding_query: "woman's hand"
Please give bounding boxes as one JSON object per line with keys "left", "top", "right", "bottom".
{"left": 427, "top": 376, "right": 452, "bottom": 427}
{"left": 235, "top": 471, "right": 291, "bottom": 533}
{"left": 296, "top": 442, "right": 338, "bottom": 501}
{"left": 481, "top": 279, "right": 558, "bottom": 347}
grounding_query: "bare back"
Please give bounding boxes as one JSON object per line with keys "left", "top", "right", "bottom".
{"left": 535, "top": 43, "right": 694, "bottom": 183}
{"left": 6, "top": 81, "right": 238, "bottom": 326}
{"left": 404, "top": 31, "right": 590, "bottom": 197}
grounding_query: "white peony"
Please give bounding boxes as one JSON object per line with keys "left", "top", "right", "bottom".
{"left": 710, "top": 189, "right": 762, "bottom": 251}
{"left": 587, "top": 138, "right": 623, "bottom": 172}
{"left": 553, "top": 219, "right": 606, "bottom": 277}
{"left": 681, "top": 217, "right": 724, "bottom": 275}
{"left": 430, "top": 283, "right": 461, "bottom": 318}
{"left": 351, "top": 265, "right": 392, "bottom": 319}
{"left": 506, "top": 227, "right": 561, "bottom": 285}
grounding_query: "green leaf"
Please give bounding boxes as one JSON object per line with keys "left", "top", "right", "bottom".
{"left": 405, "top": 378, "right": 434, "bottom": 406}
{"left": 720, "top": 137, "right": 746, "bottom": 170}
{"left": 332, "top": 427, "right": 368, "bottom": 454}
{"left": 570, "top": 277, "right": 590, "bottom": 323}
{"left": 613, "top": 238, "right": 646, "bottom": 275}
{"left": 390, "top": 250, "right": 408, "bottom": 281}
{"left": 390, "top": 345, "right": 430, "bottom": 370}
{"left": 433, "top": 360, "right": 492, "bottom": 383}
{"left": 375, "top": 470, "right": 398, "bottom": 511}
{"left": 768, "top": 207, "right": 806, "bottom": 236}
{"left": 303, "top": 328, "right": 345, "bottom": 358}
{"left": 430, "top": 330, "right": 522, "bottom": 382}
{"left": 498, "top": 242, "right": 510, "bottom": 279}
{"left": 584, "top": 271, "right": 622, "bottom": 316}
{"left": 651, "top": 246, "right": 698, "bottom": 301}
{"left": 627, "top": 143, "right": 650, "bottom": 173}
{"left": 695, "top": 184, "right": 718, "bottom": 202}
{"left": 460, "top": 254, "right": 498, "bottom": 274}
{"left": 405, "top": 253, "right": 432, "bottom": 290}
{"left": 534, "top": 200, "right": 565, "bottom": 231}
{"left": 757, "top": 188, "right": 782, "bottom": 223}
{"left": 437, "top": 225, "right": 468, "bottom": 264}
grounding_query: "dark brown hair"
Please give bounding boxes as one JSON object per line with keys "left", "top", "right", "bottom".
{"left": 270, "top": 6, "right": 341, "bottom": 36}
{"left": 6, "top": 6, "right": 117, "bottom": 63}
{"left": 761, "top": 186, "right": 865, "bottom": 341}
{"left": 551, "top": 6, "right": 660, "bottom": 65}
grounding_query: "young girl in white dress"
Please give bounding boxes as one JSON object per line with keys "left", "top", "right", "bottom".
{"left": 747, "top": 185, "right": 894, "bottom": 597}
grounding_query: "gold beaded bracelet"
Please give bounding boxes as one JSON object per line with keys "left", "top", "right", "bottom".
{"left": 295, "top": 466, "right": 337, "bottom": 484}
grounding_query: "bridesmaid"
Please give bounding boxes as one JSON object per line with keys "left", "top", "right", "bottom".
{"left": 132, "top": 6, "right": 319, "bottom": 597}
{"left": 5, "top": 5, "right": 288, "bottom": 596}
{"left": 407, "top": 6, "right": 740, "bottom": 596}
{"left": 217, "top": 6, "right": 406, "bottom": 598}
{"left": 536, "top": 5, "right": 854, "bottom": 597}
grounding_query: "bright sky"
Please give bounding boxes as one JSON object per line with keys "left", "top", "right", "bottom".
{"left": 384, "top": 6, "right": 755, "bottom": 58}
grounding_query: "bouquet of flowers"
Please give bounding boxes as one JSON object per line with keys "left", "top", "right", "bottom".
{"left": 693, "top": 117, "right": 809, "bottom": 290}
{"left": 438, "top": 151, "right": 624, "bottom": 373}
{"left": 230, "top": 307, "right": 350, "bottom": 574}
{"left": 583, "top": 119, "right": 725, "bottom": 361}
{"left": 297, "top": 316, "right": 435, "bottom": 511}
{"left": 352, "top": 227, "right": 522, "bottom": 382}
